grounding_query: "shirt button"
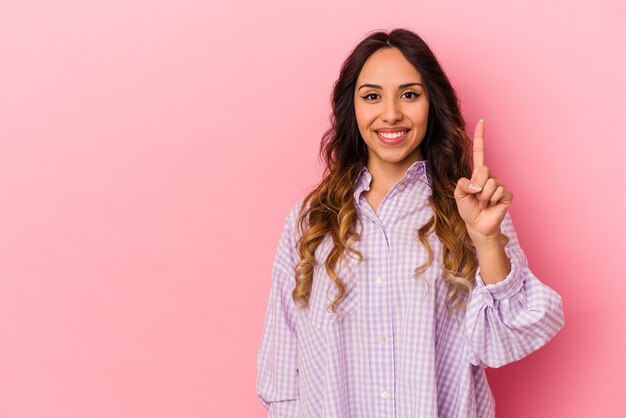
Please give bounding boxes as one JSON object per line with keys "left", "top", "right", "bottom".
{"left": 381, "top": 391, "right": 389, "bottom": 399}
{"left": 380, "top": 335, "right": 386, "bottom": 343}
{"left": 376, "top": 276, "right": 383, "bottom": 285}
{"left": 399, "top": 184, "right": 405, "bottom": 191}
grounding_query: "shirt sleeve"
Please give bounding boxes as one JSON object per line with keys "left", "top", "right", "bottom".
{"left": 464, "top": 211, "right": 565, "bottom": 368}
{"left": 256, "top": 200, "right": 302, "bottom": 417}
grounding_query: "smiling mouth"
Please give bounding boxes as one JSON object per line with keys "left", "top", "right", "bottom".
{"left": 376, "top": 130, "right": 407, "bottom": 139}
{"left": 375, "top": 129, "right": 409, "bottom": 144}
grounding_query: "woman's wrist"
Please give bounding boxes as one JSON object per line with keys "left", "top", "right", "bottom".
{"left": 470, "top": 231, "right": 502, "bottom": 248}
{"left": 471, "top": 231, "right": 511, "bottom": 285}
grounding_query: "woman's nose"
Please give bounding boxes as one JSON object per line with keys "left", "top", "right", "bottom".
{"left": 382, "top": 99, "right": 403, "bottom": 123}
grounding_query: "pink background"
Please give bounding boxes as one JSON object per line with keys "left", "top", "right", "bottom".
{"left": 1, "top": 0, "right": 625, "bottom": 417}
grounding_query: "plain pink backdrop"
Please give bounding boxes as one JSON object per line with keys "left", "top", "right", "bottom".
{"left": 1, "top": 0, "right": 625, "bottom": 417}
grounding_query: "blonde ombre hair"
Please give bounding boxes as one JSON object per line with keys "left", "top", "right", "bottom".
{"left": 292, "top": 29, "right": 508, "bottom": 317}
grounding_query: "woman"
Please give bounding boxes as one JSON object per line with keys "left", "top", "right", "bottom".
{"left": 256, "top": 28, "right": 564, "bottom": 418}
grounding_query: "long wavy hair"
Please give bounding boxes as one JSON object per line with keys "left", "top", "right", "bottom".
{"left": 292, "top": 28, "right": 508, "bottom": 317}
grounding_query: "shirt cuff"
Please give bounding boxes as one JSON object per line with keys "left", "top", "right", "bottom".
{"left": 475, "top": 245, "right": 524, "bottom": 302}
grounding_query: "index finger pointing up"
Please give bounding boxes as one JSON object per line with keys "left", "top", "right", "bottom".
{"left": 473, "top": 119, "right": 485, "bottom": 168}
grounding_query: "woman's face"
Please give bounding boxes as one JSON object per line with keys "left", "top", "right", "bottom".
{"left": 354, "top": 47, "right": 430, "bottom": 172}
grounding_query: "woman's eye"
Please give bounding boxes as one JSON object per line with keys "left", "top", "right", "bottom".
{"left": 403, "top": 92, "right": 421, "bottom": 99}
{"left": 362, "top": 93, "right": 380, "bottom": 101}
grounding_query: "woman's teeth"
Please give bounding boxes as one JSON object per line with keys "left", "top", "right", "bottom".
{"left": 378, "top": 131, "right": 406, "bottom": 139}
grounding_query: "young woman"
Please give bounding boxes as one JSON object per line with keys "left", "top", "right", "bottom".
{"left": 256, "top": 28, "right": 564, "bottom": 418}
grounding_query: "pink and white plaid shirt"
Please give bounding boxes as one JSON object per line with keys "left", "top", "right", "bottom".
{"left": 257, "top": 159, "right": 564, "bottom": 417}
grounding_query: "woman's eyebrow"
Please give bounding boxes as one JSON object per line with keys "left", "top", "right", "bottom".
{"left": 358, "top": 82, "right": 423, "bottom": 90}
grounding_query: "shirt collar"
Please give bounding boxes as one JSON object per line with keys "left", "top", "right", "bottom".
{"left": 354, "top": 159, "right": 431, "bottom": 197}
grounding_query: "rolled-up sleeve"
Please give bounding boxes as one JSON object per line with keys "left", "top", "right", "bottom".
{"left": 256, "top": 200, "right": 302, "bottom": 417}
{"left": 465, "top": 211, "right": 565, "bottom": 368}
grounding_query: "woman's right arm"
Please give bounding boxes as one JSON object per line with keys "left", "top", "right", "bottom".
{"left": 256, "top": 200, "right": 302, "bottom": 417}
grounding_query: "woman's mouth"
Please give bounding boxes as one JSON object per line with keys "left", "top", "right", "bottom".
{"left": 376, "top": 129, "right": 409, "bottom": 145}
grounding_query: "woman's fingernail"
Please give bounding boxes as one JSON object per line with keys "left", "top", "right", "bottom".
{"left": 468, "top": 182, "right": 482, "bottom": 193}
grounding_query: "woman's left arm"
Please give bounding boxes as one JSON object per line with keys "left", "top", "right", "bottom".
{"left": 454, "top": 119, "right": 564, "bottom": 368}
{"left": 463, "top": 211, "right": 565, "bottom": 368}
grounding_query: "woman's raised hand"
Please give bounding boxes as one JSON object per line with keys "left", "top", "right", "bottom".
{"left": 454, "top": 119, "right": 514, "bottom": 241}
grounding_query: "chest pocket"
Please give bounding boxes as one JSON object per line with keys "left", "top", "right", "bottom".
{"left": 306, "top": 238, "right": 360, "bottom": 331}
